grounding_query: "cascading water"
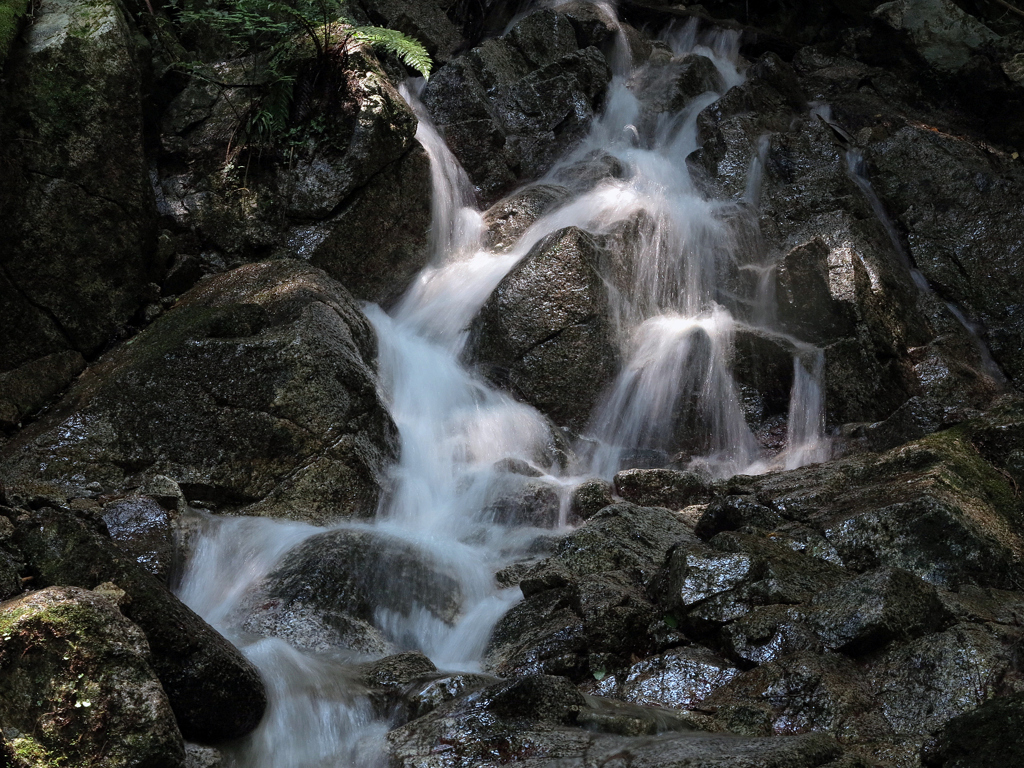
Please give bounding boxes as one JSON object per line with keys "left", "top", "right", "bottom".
{"left": 174, "top": 6, "right": 834, "bottom": 765}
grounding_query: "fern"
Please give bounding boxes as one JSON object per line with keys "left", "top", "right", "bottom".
{"left": 349, "top": 25, "right": 431, "bottom": 79}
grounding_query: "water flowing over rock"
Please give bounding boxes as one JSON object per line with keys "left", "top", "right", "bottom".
{"left": 3, "top": 0, "right": 1024, "bottom": 764}
{"left": 0, "top": 260, "right": 398, "bottom": 523}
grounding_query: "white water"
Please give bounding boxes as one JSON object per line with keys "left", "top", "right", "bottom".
{"left": 175, "top": 8, "right": 833, "bottom": 765}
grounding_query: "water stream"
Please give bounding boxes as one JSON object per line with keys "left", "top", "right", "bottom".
{"left": 175, "top": 6, "right": 834, "bottom": 764}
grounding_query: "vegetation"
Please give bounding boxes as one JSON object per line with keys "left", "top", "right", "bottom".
{"left": 0, "top": 0, "right": 29, "bottom": 63}
{"left": 173, "top": 0, "right": 431, "bottom": 151}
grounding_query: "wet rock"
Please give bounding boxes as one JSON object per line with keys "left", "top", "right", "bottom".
{"left": 486, "top": 504, "right": 698, "bottom": 679}
{"left": 865, "top": 122, "right": 1024, "bottom": 389}
{"left": 184, "top": 744, "right": 223, "bottom": 768}
{"left": 239, "top": 527, "right": 461, "bottom": 654}
{"left": 721, "top": 604, "right": 822, "bottom": 666}
{"left": 806, "top": 566, "right": 949, "bottom": 654}
{"left": 593, "top": 645, "right": 740, "bottom": 710}
{"left": 0, "top": 586, "right": 185, "bottom": 768}
{"left": 102, "top": 496, "right": 176, "bottom": 582}
{"left": 0, "top": 0, "right": 155, "bottom": 376}
{"left": 387, "top": 671, "right": 847, "bottom": 768}
{"left": 423, "top": 8, "right": 612, "bottom": 203}
{"left": 483, "top": 476, "right": 563, "bottom": 527}
{"left": 569, "top": 478, "right": 614, "bottom": 521}
{"left": 469, "top": 226, "right": 618, "bottom": 430}
{"left": 614, "top": 468, "right": 715, "bottom": 509}
{"left": 482, "top": 185, "right": 572, "bottom": 253}
{"left": 11, "top": 507, "right": 267, "bottom": 743}
{"left": 662, "top": 531, "right": 848, "bottom": 631}
{"left": 405, "top": 672, "right": 500, "bottom": 720}
{"left": 773, "top": 238, "right": 857, "bottom": 345}
{"left": 703, "top": 651, "right": 892, "bottom": 745}
{"left": 0, "top": 261, "right": 398, "bottom": 524}
{"left": 922, "top": 691, "right": 1024, "bottom": 768}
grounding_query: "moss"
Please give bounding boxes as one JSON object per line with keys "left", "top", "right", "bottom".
{"left": 9, "top": 734, "right": 67, "bottom": 768}
{"left": 0, "top": 0, "right": 29, "bottom": 63}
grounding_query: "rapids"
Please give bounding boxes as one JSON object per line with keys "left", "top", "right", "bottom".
{"left": 175, "top": 6, "right": 833, "bottom": 764}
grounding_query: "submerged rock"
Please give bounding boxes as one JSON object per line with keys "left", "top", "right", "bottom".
{"left": 0, "top": 586, "right": 185, "bottom": 768}
{"left": 0, "top": 261, "right": 398, "bottom": 524}
{"left": 238, "top": 527, "right": 462, "bottom": 654}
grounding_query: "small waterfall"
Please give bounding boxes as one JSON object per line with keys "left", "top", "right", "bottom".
{"left": 176, "top": 8, "right": 843, "bottom": 766}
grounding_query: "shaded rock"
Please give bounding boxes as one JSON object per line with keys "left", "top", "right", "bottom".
{"left": 469, "top": 226, "right": 618, "bottom": 430}
{"left": 614, "top": 468, "right": 715, "bottom": 509}
{"left": 352, "top": 650, "right": 439, "bottom": 713}
{"left": 871, "top": 0, "right": 998, "bottom": 73}
{"left": 0, "top": 586, "right": 184, "bottom": 768}
{"left": 102, "top": 495, "right": 176, "bottom": 582}
{"left": 773, "top": 238, "right": 857, "bottom": 345}
{"left": 694, "top": 495, "right": 782, "bottom": 539}
{"left": 0, "top": 351, "right": 85, "bottom": 430}
{"left": 238, "top": 527, "right": 462, "bottom": 654}
{"left": 423, "top": 8, "right": 612, "bottom": 203}
{"left": 0, "top": 261, "right": 398, "bottom": 524}
{"left": 703, "top": 651, "right": 892, "bottom": 744}
{"left": 352, "top": 0, "right": 463, "bottom": 63}
{"left": 11, "top": 507, "right": 267, "bottom": 743}
{"left": 867, "top": 622, "right": 1022, "bottom": 741}
{"left": 0, "top": 0, "right": 155, "bottom": 375}
{"left": 806, "top": 566, "right": 949, "bottom": 654}
{"left": 157, "top": 47, "right": 431, "bottom": 305}
{"left": 569, "top": 478, "right": 614, "bottom": 521}
{"left": 922, "top": 691, "right": 1024, "bottom": 768}
{"left": 184, "top": 744, "right": 223, "bottom": 768}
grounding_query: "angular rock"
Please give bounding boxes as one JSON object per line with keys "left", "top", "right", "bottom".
{"left": 0, "top": 0, "right": 155, "bottom": 375}
{"left": 721, "top": 604, "right": 822, "bottom": 666}
{"left": 469, "top": 226, "right": 618, "bottom": 430}
{"left": 102, "top": 495, "right": 177, "bottom": 582}
{"left": 694, "top": 495, "right": 782, "bottom": 539}
{"left": 0, "top": 586, "right": 184, "bottom": 768}
{"left": 569, "top": 478, "right": 614, "bottom": 521}
{"left": 11, "top": 507, "right": 267, "bottom": 743}
{"left": 423, "top": 8, "right": 612, "bottom": 203}
{"left": 0, "top": 261, "right": 398, "bottom": 524}
{"left": 871, "top": 0, "right": 998, "bottom": 73}
{"left": 922, "top": 692, "right": 1024, "bottom": 768}
{"left": 0, "top": 351, "right": 85, "bottom": 430}
{"left": 806, "top": 566, "right": 949, "bottom": 654}
{"left": 594, "top": 645, "right": 740, "bottom": 710}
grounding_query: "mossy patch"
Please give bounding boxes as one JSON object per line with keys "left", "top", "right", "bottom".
{"left": 0, "top": 0, "right": 29, "bottom": 63}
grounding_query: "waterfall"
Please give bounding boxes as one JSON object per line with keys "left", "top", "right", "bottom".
{"left": 174, "top": 7, "right": 835, "bottom": 765}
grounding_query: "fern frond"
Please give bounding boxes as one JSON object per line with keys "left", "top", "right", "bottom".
{"left": 349, "top": 25, "right": 432, "bottom": 79}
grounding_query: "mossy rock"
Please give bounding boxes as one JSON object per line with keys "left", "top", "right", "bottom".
{"left": 0, "top": 586, "right": 184, "bottom": 768}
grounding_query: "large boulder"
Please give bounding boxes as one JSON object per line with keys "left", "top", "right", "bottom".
{"left": 0, "top": 586, "right": 185, "bottom": 768}
{"left": 0, "top": 0, "right": 156, "bottom": 422}
{"left": 8, "top": 503, "right": 268, "bottom": 744}
{"left": 468, "top": 226, "right": 619, "bottom": 430}
{"left": 0, "top": 260, "right": 398, "bottom": 523}
{"left": 422, "top": 8, "right": 612, "bottom": 204}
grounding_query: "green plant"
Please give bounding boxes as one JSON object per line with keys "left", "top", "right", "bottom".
{"left": 174, "top": 0, "right": 430, "bottom": 151}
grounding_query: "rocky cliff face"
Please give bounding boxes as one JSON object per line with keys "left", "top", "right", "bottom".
{"left": 1, "top": 0, "right": 1024, "bottom": 766}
